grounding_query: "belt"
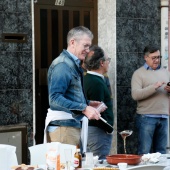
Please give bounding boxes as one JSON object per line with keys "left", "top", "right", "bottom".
{"left": 48, "top": 123, "right": 59, "bottom": 126}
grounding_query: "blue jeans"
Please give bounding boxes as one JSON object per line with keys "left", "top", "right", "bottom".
{"left": 87, "top": 126, "right": 113, "bottom": 160}
{"left": 135, "top": 114, "right": 168, "bottom": 155}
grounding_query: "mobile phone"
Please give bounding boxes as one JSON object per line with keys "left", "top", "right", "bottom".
{"left": 167, "top": 82, "right": 170, "bottom": 86}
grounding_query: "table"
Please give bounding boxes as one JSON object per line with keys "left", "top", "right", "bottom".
{"left": 33, "top": 154, "right": 170, "bottom": 170}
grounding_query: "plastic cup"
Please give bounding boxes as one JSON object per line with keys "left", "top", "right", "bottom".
{"left": 84, "top": 152, "right": 94, "bottom": 168}
{"left": 117, "top": 162, "right": 127, "bottom": 170}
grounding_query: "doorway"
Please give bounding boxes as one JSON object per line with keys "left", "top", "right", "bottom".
{"left": 34, "top": 0, "right": 98, "bottom": 144}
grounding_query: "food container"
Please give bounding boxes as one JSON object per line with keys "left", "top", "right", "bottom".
{"left": 106, "top": 154, "right": 141, "bottom": 165}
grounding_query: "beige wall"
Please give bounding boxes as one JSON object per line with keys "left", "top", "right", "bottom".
{"left": 98, "top": 0, "right": 117, "bottom": 154}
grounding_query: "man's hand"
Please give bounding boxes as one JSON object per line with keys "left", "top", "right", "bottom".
{"left": 82, "top": 106, "right": 101, "bottom": 120}
{"left": 154, "top": 81, "right": 165, "bottom": 90}
{"left": 89, "top": 101, "right": 101, "bottom": 107}
{"left": 89, "top": 101, "right": 107, "bottom": 113}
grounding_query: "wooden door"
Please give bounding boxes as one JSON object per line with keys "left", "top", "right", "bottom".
{"left": 34, "top": 0, "right": 97, "bottom": 144}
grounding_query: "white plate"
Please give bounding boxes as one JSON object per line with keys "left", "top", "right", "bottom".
{"left": 127, "top": 164, "right": 166, "bottom": 170}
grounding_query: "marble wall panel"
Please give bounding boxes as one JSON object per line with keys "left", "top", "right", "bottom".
{"left": 0, "top": 51, "right": 19, "bottom": 89}
{"left": 18, "top": 13, "right": 31, "bottom": 32}
{"left": 117, "top": 52, "right": 138, "bottom": 87}
{"left": 18, "top": 89, "right": 33, "bottom": 146}
{"left": 1, "top": 1, "right": 32, "bottom": 50}
{"left": 0, "top": 1, "right": 3, "bottom": 11}
{"left": 0, "top": 90, "right": 32, "bottom": 123}
{"left": 17, "top": 0, "right": 31, "bottom": 13}
{"left": 0, "top": 90, "right": 19, "bottom": 125}
{"left": 117, "top": 0, "right": 160, "bottom": 19}
{"left": 18, "top": 33, "right": 32, "bottom": 51}
{"left": 116, "top": 0, "right": 161, "bottom": 154}
{"left": 0, "top": 41, "right": 18, "bottom": 51}
{"left": 117, "top": 18, "right": 138, "bottom": 53}
{"left": 18, "top": 52, "right": 32, "bottom": 89}
{"left": 0, "top": 12, "right": 3, "bottom": 36}
{"left": 18, "top": 13, "right": 32, "bottom": 33}
{"left": 138, "top": 19, "right": 161, "bottom": 52}
{"left": 117, "top": 86, "right": 138, "bottom": 154}
{"left": 3, "top": 0, "right": 17, "bottom": 13}
{"left": 17, "top": 12, "right": 32, "bottom": 51}
{"left": 0, "top": 89, "right": 33, "bottom": 146}
{"left": 116, "top": 0, "right": 137, "bottom": 18}
{"left": 0, "top": 0, "right": 33, "bottom": 158}
{"left": 1, "top": 0, "right": 30, "bottom": 13}
{"left": 0, "top": 51, "right": 32, "bottom": 89}
{"left": 136, "top": 0, "right": 160, "bottom": 18}
{"left": 3, "top": 12, "right": 18, "bottom": 33}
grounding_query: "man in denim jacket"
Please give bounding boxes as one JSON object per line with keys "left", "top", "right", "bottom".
{"left": 46, "top": 26, "right": 102, "bottom": 147}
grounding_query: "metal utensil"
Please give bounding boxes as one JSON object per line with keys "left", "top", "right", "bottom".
{"left": 99, "top": 117, "right": 114, "bottom": 131}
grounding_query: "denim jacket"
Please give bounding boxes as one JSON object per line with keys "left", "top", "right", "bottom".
{"left": 48, "top": 50, "right": 87, "bottom": 127}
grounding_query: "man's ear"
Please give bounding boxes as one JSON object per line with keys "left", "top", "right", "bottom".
{"left": 70, "top": 39, "right": 75, "bottom": 45}
{"left": 144, "top": 55, "right": 147, "bottom": 61}
{"left": 100, "top": 60, "right": 104, "bottom": 67}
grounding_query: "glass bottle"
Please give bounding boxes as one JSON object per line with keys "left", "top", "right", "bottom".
{"left": 74, "top": 147, "right": 82, "bottom": 168}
